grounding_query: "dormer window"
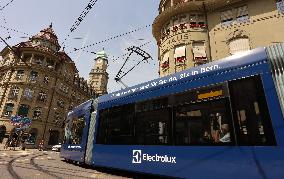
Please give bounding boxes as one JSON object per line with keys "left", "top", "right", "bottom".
{"left": 221, "top": 10, "right": 234, "bottom": 25}
{"left": 236, "top": 6, "right": 249, "bottom": 22}
{"left": 15, "top": 70, "right": 24, "bottom": 80}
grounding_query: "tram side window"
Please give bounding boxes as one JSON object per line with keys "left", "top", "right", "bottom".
{"left": 107, "top": 104, "right": 135, "bottom": 144}
{"left": 229, "top": 76, "right": 276, "bottom": 146}
{"left": 175, "top": 99, "right": 234, "bottom": 145}
{"left": 70, "top": 114, "right": 86, "bottom": 145}
{"left": 135, "top": 98, "right": 171, "bottom": 145}
{"left": 96, "top": 109, "right": 108, "bottom": 144}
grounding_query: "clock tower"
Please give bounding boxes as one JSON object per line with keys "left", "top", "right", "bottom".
{"left": 88, "top": 50, "right": 109, "bottom": 96}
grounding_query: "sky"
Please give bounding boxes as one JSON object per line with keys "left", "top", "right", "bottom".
{"left": 0, "top": 0, "right": 160, "bottom": 92}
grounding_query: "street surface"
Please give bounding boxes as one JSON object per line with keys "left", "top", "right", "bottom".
{"left": 0, "top": 144, "right": 131, "bottom": 179}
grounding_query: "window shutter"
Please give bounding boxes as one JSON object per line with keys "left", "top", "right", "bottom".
{"left": 162, "top": 52, "right": 169, "bottom": 63}
{"left": 192, "top": 42, "right": 207, "bottom": 59}
{"left": 174, "top": 46, "right": 186, "bottom": 58}
{"left": 229, "top": 38, "right": 250, "bottom": 55}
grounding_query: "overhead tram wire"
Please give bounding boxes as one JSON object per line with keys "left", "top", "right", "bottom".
{"left": 0, "top": 0, "right": 15, "bottom": 11}
{"left": 67, "top": 24, "right": 152, "bottom": 54}
{"left": 61, "top": 0, "right": 99, "bottom": 50}
{"left": 1, "top": 12, "right": 11, "bottom": 40}
{"left": 0, "top": 25, "right": 30, "bottom": 37}
{"left": 72, "top": 40, "right": 152, "bottom": 62}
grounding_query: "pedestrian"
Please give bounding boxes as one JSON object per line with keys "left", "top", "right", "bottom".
{"left": 21, "top": 137, "right": 26, "bottom": 150}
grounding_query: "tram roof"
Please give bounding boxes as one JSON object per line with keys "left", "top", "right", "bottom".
{"left": 99, "top": 47, "right": 268, "bottom": 103}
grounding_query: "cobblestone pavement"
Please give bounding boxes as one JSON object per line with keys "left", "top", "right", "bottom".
{"left": 0, "top": 144, "right": 132, "bottom": 179}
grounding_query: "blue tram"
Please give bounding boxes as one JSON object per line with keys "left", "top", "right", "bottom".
{"left": 60, "top": 43, "right": 284, "bottom": 179}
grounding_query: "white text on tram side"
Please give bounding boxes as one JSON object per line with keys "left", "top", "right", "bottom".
{"left": 132, "top": 150, "right": 176, "bottom": 164}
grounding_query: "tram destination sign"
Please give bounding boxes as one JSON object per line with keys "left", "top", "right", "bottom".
{"left": 111, "top": 64, "right": 220, "bottom": 98}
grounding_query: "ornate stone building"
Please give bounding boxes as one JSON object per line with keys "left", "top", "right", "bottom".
{"left": 0, "top": 25, "right": 96, "bottom": 148}
{"left": 153, "top": 0, "right": 284, "bottom": 77}
{"left": 88, "top": 51, "right": 109, "bottom": 96}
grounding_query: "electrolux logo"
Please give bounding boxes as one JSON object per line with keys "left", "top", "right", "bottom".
{"left": 132, "top": 150, "right": 176, "bottom": 164}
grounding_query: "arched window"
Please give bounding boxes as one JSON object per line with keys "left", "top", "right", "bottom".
{"left": 17, "top": 104, "right": 30, "bottom": 117}
{"left": 229, "top": 38, "right": 250, "bottom": 55}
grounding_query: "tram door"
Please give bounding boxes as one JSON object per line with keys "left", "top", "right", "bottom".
{"left": 228, "top": 76, "right": 276, "bottom": 145}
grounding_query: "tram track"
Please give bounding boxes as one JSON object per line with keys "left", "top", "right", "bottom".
{"left": 30, "top": 153, "right": 63, "bottom": 179}
{"left": 6, "top": 152, "right": 63, "bottom": 179}
{"left": 7, "top": 154, "right": 27, "bottom": 179}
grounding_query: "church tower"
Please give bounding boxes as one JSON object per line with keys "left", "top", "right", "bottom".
{"left": 88, "top": 50, "right": 109, "bottom": 96}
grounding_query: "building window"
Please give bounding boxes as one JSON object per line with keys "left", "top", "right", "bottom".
{"left": 29, "top": 71, "right": 38, "bottom": 82}
{"left": 236, "top": 6, "right": 249, "bottom": 23}
{"left": 161, "top": 52, "right": 170, "bottom": 71}
{"left": 3, "top": 103, "right": 14, "bottom": 116}
{"left": 57, "top": 99, "right": 64, "bottom": 108}
{"left": 33, "top": 107, "right": 42, "bottom": 120}
{"left": 17, "top": 104, "right": 30, "bottom": 117}
{"left": 228, "top": 38, "right": 250, "bottom": 55}
{"left": 15, "top": 70, "right": 24, "bottom": 80}
{"left": 23, "top": 88, "right": 34, "bottom": 100}
{"left": 53, "top": 112, "right": 63, "bottom": 125}
{"left": 162, "top": 22, "right": 171, "bottom": 38}
{"left": 221, "top": 9, "right": 234, "bottom": 25}
{"left": 277, "top": 0, "right": 284, "bottom": 14}
{"left": 189, "top": 14, "right": 206, "bottom": 28}
{"left": 59, "top": 83, "right": 69, "bottom": 94}
{"left": 8, "top": 87, "right": 20, "bottom": 100}
{"left": 221, "top": 6, "right": 249, "bottom": 25}
{"left": 46, "top": 58, "right": 54, "bottom": 68}
{"left": 43, "top": 76, "right": 49, "bottom": 84}
{"left": 71, "top": 91, "right": 76, "bottom": 98}
{"left": 192, "top": 42, "right": 207, "bottom": 65}
{"left": 37, "top": 91, "right": 47, "bottom": 102}
{"left": 174, "top": 46, "right": 186, "bottom": 64}
{"left": 34, "top": 55, "right": 44, "bottom": 65}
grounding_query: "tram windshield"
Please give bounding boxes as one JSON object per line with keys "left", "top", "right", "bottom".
{"left": 64, "top": 114, "right": 86, "bottom": 145}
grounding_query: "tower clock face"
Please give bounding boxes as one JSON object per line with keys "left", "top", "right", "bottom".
{"left": 97, "top": 59, "right": 102, "bottom": 63}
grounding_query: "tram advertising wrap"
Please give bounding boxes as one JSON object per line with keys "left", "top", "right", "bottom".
{"left": 60, "top": 43, "right": 284, "bottom": 179}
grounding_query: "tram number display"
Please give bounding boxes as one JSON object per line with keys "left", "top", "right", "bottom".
{"left": 197, "top": 90, "right": 223, "bottom": 100}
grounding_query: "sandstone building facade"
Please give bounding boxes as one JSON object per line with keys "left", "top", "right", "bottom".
{"left": 0, "top": 25, "right": 96, "bottom": 148}
{"left": 153, "top": 0, "right": 284, "bottom": 77}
